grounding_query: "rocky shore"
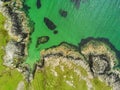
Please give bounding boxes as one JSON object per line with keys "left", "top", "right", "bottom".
{"left": 80, "top": 38, "right": 120, "bottom": 90}
{"left": 36, "top": 39, "right": 120, "bottom": 90}
{"left": 1, "top": 0, "right": 120, "bottom": 89}
{"left": 0, "top": 0, "right": 32, "bottom": 81}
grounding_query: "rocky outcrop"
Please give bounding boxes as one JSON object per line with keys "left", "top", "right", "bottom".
{"left": 89, "top": 55, "right": 110, "bottom": 75}
{"left": 0, "top": 0, "right": 30, "bottom": 68}
{"left": 80, "top": 38, "right": 120, "bottom": 90}
{"left": 36, "top": 38, "right": 120, "bottom": 90}
{"left": 3, "top": 41, "right": 25, "bottom": 67}
{"left": 0, "top": 0, "right": 32, "bottom": 82}
{"left": 1, "top": 3, "right": 29, "bottom": 42}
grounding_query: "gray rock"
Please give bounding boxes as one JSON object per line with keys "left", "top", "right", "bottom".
{"left": 89, "top": 55, "right": 110, "bottom": 75}
{"left": 106, "top": 73, "right": 119, "bottom": 85}
{"left": 113, "top": 81, "right": 120, "bottom": 90}
{"left": 3, "top": 40, "right": 25, "bottom": 67}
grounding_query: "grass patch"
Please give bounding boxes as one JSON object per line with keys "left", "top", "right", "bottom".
{"left": 91, "top": 78, "right": 112, "bottom": 90}
{"left": 31, "top": 70, "right": 44, "bottom": 90}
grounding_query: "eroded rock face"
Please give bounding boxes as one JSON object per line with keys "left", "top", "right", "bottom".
{"left": 80, "top": 39, "right": 118, "bottom": 69}
{"left": 36, "top": 39, "right": 120, "bottom": 90}
{"left": 89, "top": 55, "right": 110, "bottom": 75}
{"left": 0, "top": 0, "right": 29, "bottom": 69}
{"left": 79, "top": 38, "right": 120, "bottom": 90}
{"left": 3, "top": 41, "right": 25, "bottom": 67}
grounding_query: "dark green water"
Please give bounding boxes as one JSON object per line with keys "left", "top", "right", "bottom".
{"left": 24, "top": 0, "right": 120, "bottom": 65}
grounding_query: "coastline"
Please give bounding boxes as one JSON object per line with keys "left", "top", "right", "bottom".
{"left": 0, "top": 0, "right": 120, "bottom": 89}
{"left": 36, "top": 39, "right": 120, "bottom": 90}
{"left": 0, "top": 0, "right": 32, "bottom": 82}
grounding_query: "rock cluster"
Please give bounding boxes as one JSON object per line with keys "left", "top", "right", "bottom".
{"left": 37, "top": 38, "right": 120, "bottom": 90}
{"left": 89, "top": 55, "right": 110, "bottom": 75}
{"left": 0, "top": 0, "right": 30, "bottom": 68}
{"left": 3, "top": 41, "right": 25, "bottom": 67}
{"left": 80, "top": 38, "right": 120, "bottom": 90}
{"left": 0, "top": 0, "right": 32, "bottom": 81}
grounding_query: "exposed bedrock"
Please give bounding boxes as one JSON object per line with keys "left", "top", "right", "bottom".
{"left": 89, "top": 55, "right": 110, "bottom": 75}
{"left": 0, "top": 2, "right": 32, "bottom": 83}
{"left": 3, "top": 40, "right": 25, "bottom": 67}
{"left": 0, "top": 0, "right": 34, "bottom": 82}
{"left": 80, "top": 38, "right": 120, "bottom": 69}
{"left": 36, "top": 38, "right": 120, "bottom": 90}
{"left": 79, "top": 38, "right": 120, "bottom": 90}
{"left": 4, "top": 5, "right": 29, "bottom": 42}
{"left": 37, "top": 42, "right": 89, "bottom": 71}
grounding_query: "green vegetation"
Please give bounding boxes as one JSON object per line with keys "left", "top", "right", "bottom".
{"left": 0, "top": 12, "right": 9, "bottom": 72}
{"left": 31, "top": 70, "right": 44, "bottom": 90}
{"left": 32, "top": 59, "right": 112, "bottom": 90}
{"left": 91, "top": 78, "right": 111, "bottom": 90}
{"left": 0, "top": 12, "right": 24, "bottom": 90}
{"left": 0, "top": 69, "right": 23, "bottom": 90}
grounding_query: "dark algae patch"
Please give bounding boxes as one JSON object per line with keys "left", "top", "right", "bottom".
{"left": 36, "top": 0, "right": 41, "bottom": 9}
{"left": 59, "top": 9, "right": 68, "bottom": 17}
{"left": 53, "top": 30, "right": 58, "bottom": 34}
{"left": 44, "top": 17, "right": 56, "bottom": 30}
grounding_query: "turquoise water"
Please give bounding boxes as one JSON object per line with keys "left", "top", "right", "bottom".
{"left": 24, "top": 0, "right": 120, "bottom": 65}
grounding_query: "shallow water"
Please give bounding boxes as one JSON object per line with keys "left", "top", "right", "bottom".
{"left": 24, "top": 0, "right": 120, "bottom": 65}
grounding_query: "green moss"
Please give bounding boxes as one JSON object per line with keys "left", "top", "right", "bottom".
{"left": 91, "top": 78, "right": 112, "bottom": 90}
{"left": 0, "top": 69, "right": 23, "bottom": 90}
{"left": 31, "top": 70, "right": 44, "bottom": 90}
{"left": 0, "top": 12, "right": 9, "bottom": 68}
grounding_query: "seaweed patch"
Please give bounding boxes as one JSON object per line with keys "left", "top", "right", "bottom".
{"left": 44, "top": 17, "right": 56, "bottom": 30}
{"left": 36, "top": 0, "right": 41, "bottom": 9}
{"left": 59, "top": 9, "right": 68, "bottom": 17}
{"left": 53, "top": 30, "right": 58, "bottom": 34}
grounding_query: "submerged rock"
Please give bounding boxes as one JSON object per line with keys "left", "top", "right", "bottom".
{"left": 53, "top": 30, "right": 58, "bottom": 34}
{"left": 59, "top": 9, "right": 68, "bottom": 17}
{"left": 36, "top": 0, "right": 41, "bottom": 9}
{"left": 44, "top": 17, "right": 56, "bottom": 30}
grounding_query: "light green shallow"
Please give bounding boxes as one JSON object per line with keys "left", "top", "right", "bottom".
{"left": 24, "top": 0, "right": 120, "bottom": 65}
